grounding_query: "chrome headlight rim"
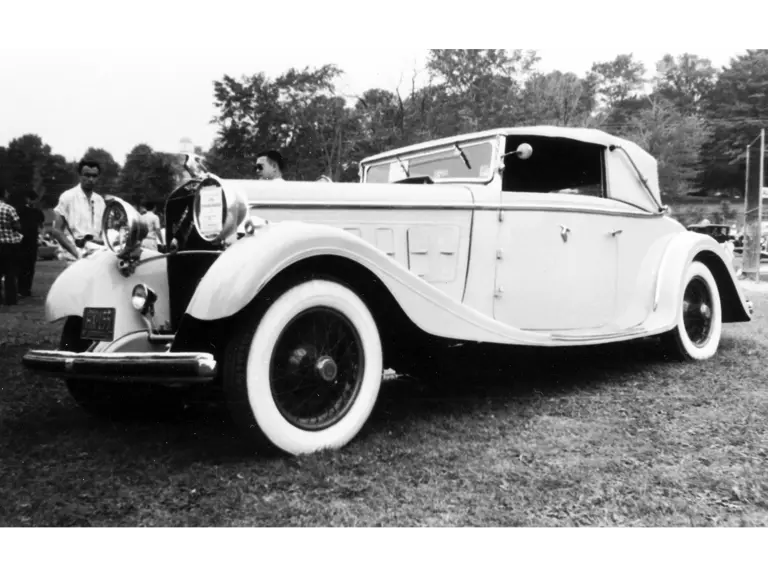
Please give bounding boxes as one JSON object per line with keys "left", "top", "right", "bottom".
{"left": 192, "top": 175, "right": 248, "bottom": 244}
{"left": 131, "top": 283, "right": 157, "bottom": 316}
{"left": 102, "top": 197, "right": 148, "bottom": 257}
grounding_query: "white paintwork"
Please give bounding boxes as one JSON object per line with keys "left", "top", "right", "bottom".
{"left": 222, "top": 178, "right": 476, "bottom": 301}
{"left": 40, "top": 126, "right": 752, "bottom": 351}
{"left": 44, "top": 249, "right": 172, "bottom": 349}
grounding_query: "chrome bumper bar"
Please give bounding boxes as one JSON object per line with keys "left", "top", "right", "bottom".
{"left": 22, "top": 350, "right": 218, "bottom": 383}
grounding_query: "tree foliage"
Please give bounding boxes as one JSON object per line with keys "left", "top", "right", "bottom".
{"left": 6, "top": 48, "right": 768, "bottom": 205}
{"left": 117, "top": 144, "right": 177, "bottom": 206}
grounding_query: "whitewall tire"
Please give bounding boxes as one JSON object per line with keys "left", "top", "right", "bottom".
{"left": 224, "top": 279, "right": 383, "bottom": 455}
{"left": 662, "top": 261, "right": 722, "bottom": 361}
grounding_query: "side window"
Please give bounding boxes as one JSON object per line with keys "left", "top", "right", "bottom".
{"left": 502, "top": 136, "right": 605, "bottom": 198}
{"left": 365, "top": 141, "right": 494, "bottom": 184}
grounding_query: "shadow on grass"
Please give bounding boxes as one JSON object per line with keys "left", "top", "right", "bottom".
{"left": 370, "top": 337, "right": 672, "bottom": 427}
{"left": 0, "top": 335, "right": 683, "bottom": 467}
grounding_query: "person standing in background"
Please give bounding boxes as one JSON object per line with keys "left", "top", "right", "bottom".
{"left": 0, "top": 188, "right": 23, "bottom": 306}
{"left": 52, "top": 158, "right": 106, "bottom": 260}
{"left": 16, "top": 191, "right": 45, "bottom": 298}
{"left": 140, "top": 201, "right": 163, "bottom": 251}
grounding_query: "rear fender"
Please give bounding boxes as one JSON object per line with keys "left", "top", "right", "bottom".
{"left": 652, "top": 232, "right": 751, "bottom": 329}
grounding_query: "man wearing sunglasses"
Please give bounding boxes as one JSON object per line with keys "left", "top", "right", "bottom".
{"left": 255, "top": 150, "right": 285, "bottom": 181}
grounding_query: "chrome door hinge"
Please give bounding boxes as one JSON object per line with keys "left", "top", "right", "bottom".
{"left": 494, "top": 286, "right": 504, "bottom": 299}
{"left": 496, "top": 249, "right": 503, "bottom": 260}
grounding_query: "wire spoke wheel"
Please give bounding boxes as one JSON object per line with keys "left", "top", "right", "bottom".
{"left": 682, "top": 277, "right": 714, "bottom": 347}
{"left": 270, "top": 307, "right": 364, "bottom": 431}
{"left": 661, "top": 261, "right": 722, "bottom": 362}
{"left": 224, "top": 279, "right": 383, "bottom": 455}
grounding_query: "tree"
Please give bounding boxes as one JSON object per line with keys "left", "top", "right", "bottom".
{"left": 424, "top": 49, "right": 538, "bottom": 134}
{"left": 117, "top": 144, "right": 176, "bottom": 206}
{"left": 39, "top": 154, "right": 78, "bottom": 208}
{"left": 653, "top": 53, "right": 718, "bottom": 114}
{"left": 519, "top": 71, "right": 596, "bottom": 126}
{"left": 3, "top": 134, "right": 51, "bottom": 201}
{"left": 589, "top": 54, "right": 647, "bottom": 109}
{"left": 618, "top": 96, "right": 712, "bottom": 197}
{"left": 699, "top": 49, "right": 768, "bottom": 192}
{"left": 426, "top": 49, "right": 538, "bottom": 94}
{"left": 207, "top": 71, "right": 287, "bottom": 179}
{"left": 209, "top": 65, "right": 365, "bottom": 181}
{"left": 353, "top": 88, "right": 405, "bottom": 157}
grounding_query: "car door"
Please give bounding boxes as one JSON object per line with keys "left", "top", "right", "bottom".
{"left": 492, "top": 193, "right": 620, "bottom": 331}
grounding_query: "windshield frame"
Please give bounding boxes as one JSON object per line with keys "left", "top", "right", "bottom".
{"left": 362, "top": 136, "right": 499, "bottom": 185}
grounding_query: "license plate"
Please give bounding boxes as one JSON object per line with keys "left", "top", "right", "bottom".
{"left": 81, "top": 308, "right": 116, "bottom": 341}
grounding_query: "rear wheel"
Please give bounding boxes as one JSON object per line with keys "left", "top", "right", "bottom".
{"left": 223, "top": 279, "right": 383, "bottom": 455}
{"left": 661, "top": 261, "right": 722, "bottom": 361}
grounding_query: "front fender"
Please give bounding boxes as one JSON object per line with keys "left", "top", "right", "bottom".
{"left": 185, "top": 222, "right": 554, "bottom": 345}
{"left": 45, "top": 250, "right": 172, "bottom": 343}
{"left": 652, "top": 231, "right": 751, "bottom": 330}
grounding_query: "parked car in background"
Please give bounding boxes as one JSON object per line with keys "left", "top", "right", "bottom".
{"left": 687, "top": 223, "right": 735, "bottom": 244}
{"left": 22, "top": 126, "right": 753, "bottom": 456}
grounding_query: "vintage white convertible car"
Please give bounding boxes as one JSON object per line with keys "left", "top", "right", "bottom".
{"left": 23, "top": 126, "right": 753, "bottom": 455}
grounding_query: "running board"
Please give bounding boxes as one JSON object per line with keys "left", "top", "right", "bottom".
{"left": 548, "top": 326, "right": 647, "bottom": 342}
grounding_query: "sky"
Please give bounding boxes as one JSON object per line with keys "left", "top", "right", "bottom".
{"left": 0, "top": 47, "right": 745, "bottom": 164}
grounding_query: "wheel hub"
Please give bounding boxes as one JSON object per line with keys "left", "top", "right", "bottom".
{"left": 683, "top": 277, "right": 714, "bottom": 347}
{"left": 315, "top": 356, "right": 338, "bottom": 382}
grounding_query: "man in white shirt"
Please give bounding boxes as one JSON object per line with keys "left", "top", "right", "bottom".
{"left": 52, "top": 159, "right": 107, "bottom": 260}
{"left": 255, "top": 150, "right": 285, "bottom": 181}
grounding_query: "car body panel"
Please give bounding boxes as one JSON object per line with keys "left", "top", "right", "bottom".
{"left": 44, "top": 248, "right": 172, "bottom": 350}
{"left": 40, "top": 126, "right": 752, "bottom": 353}
{"left": 223, "top": 179, "right": 476, "bottom": 302}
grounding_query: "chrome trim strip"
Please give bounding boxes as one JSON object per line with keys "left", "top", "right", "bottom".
{"left": 248, "top": 200, "right": 663, "bottom": 219}
{"left": 363, "top": 135, "right": 502, "bottom": 168}
{"left": 249, "top": 201, "right": 476, "bottom": 211}
{"left": 22, "top": 350, "right": 217, "bottom": 383}
{"left": 549, "top": 326, "right": 647, "bottom": 342}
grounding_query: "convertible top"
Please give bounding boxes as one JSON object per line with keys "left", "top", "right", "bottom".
{"left": 359, "top": 126, "right": 662, "bottom": 208}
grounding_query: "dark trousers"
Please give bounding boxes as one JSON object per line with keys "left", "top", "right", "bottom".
{"left": 0, "top": 243, "right": 20, "bottom": 306}
{"left": 17, "top": 243, "right": 37, "bottom": 297}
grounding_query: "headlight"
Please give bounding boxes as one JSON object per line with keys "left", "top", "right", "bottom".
{"left": 103, "top": 198, "right": 147, "bottom": 256}
{"left": 193, "top": 176, "right": 247, "bottom": 243}
{"left": 131, "top": 283, "right": 157, "bottom": 315}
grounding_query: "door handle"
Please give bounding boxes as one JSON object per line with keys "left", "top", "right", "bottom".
{"left": 611, "top": 229, "right": 623, "bottom": 237}
{"left": 560, "top": 225, "right": 571, "bottom": 242}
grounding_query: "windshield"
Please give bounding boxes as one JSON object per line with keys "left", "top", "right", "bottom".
{"left": 365, "top": 140, "right": 494, "bottom": 183}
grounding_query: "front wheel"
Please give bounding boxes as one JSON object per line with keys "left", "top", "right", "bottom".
{"left": 661, "top": 261, "right": 722, "bottom": 361}
{"left": 223, "top": 279, "right": 383, "bottom": 455}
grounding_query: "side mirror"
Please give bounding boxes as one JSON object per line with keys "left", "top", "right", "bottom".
{"left": 515, "top": 143, "right": 533, "bottom": 160}
{"left": 499, "top": 143, "right": 534, "bottom": 173}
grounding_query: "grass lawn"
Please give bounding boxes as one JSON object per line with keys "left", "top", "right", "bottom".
{"left": 1, "top": 260, "right": 767, "bottom": 527}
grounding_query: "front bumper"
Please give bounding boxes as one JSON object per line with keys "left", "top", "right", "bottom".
{"left": 22, "top": 350, "right": 218, "bottom": 384}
